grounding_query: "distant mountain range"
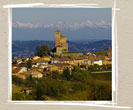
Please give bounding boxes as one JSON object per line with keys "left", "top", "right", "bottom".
{"left": 12, "top": 40, "right": 111, "bottom": 58}
{"left": 12, "top": 24, "right": 111, "bottom": 41}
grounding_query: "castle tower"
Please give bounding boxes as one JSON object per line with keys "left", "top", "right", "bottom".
{"left": 55, "top": 30, "right": 68, "bottom": 56}
{"left": 55, "top": 30, "right": 61, "bottom": 47}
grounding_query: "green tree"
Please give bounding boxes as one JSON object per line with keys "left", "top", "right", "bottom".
{"left": 62, "top": 68, "right": 71, "bottom": 80}
{"left": 12, "top": 76, "right": 25, "bottom": 86}
{"left": 89, "top": 83, "right": 112, "bottom": 100}
{"left": 33, "top": 82, "right": 46, "bottom": 100}
{"left": 51, "top": 71, "right": 59, "bottom": 79}
{"left": 35, "top": 43, "right": 50, "bottom": 57}
{"left": 72, "top": 70, "right": 92, "bottom": 82}
{"left": 46, "top": 86, "right": 58, "bottom": 97}
{"left": 26, "top": 60, "right": 32, "bottom": 70}
{"left": 72, "top": 66, "right": 81, "bottom": 72}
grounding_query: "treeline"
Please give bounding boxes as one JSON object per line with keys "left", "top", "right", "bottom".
{"left": 12, "top": 66, "right": 112, "bottom": 100}
{"left": 88, "top": 64, "right": 112, "bottom": 72}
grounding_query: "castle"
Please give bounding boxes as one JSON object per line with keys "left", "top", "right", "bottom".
{"left": 55, "top": 30, "right": 68, "bottom": 56}
{"left": 54, "top": 30, "right": 83, "bottom": 57}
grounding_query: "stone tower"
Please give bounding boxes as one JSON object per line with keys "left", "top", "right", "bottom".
{"left": 55, "top": 30, "right": 61, "bottom": 47}
{"left": 55, "top": 30, "right": 68, "bottom": 56}
{"left": 108, "top": 46, "right": 112, "bottom": 60}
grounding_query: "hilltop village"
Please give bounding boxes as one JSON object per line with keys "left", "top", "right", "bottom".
{"left": 12, "top": 30, "right": 112, "bottom": 80}
{"left": 12, "top": 30, "right": 112, "bottom": 100}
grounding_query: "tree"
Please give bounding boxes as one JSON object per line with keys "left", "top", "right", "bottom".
{"left": 12, "top": 76, "right": 25, "bottom": 86}
{"left": 71, "top": 70, "right": 92, "bottom": 82}
{"left": 62, "top": 68, "right": 71, "bottom": 80}
{"left": 33, "top": 82, "right": 46, "bottom": 100}
{"left": 35, "top": 43, "right": 50, "bottom": 57}
{"left": 72, "top": 66, "right": 81, "bottom": 72}
{"left": 51, "top": 71, "right": 59, "bottom": 79}
{"left": 88, "top": 82, "right": 112, "bottom": 100}
{"left": 46, "top": 86, "right": 58, "bottom": 97}
{"left": 26, "top": 60, "right": 32, "bottom": 70}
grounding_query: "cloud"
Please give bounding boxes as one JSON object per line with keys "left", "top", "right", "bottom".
{"left": 13, "top": 20, "right": 111, "bottom": 29}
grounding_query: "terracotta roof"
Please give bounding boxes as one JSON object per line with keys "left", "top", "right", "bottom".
{"left": 17, "top": 58, "right": 22, "bottom": 60}
{"left": 12, "top": 64, "right": 18, "bottom": 66}
{"left": 23, "top": 87, "right": 32, "bottom": 90}
{"left": 108, "top": 59, "right": 112, "bottom": 61}
{"left": 82, "top": 55, "right": 89, "bottom": 59}
{"left": 12, "top": 67, "right": 21, "bottom": 73}
{"left": 18, "top": 63, "right": 26, "bottom": 67}
{"left": 97, "top": 55, "right": 106, "bottom": 60}
{"left": 59, "top": 58, "right": 73, "bottom": 61}
{"left": 88, "top": 56, "right": 98, "bottom": 61}
{"left": 18, "top": 72, "right": 27, "bottom": 76}
{"left": 32, "top": 58, "right": 48, "bottom": 63}
{"left": 52, "top": 56, "right": 73, "bottom": 61}
{"left": 17, "top": 73, "right": 26, "bottom": 79}
{"left": 29, "top": 70, "right": 42, "bottom": 75}
{"left": 54, "top": 63, "right": 71, "bottom": 67}
{"left": 29, "top": 69, "right": 39, "bottom": 72}
{"left": 39, "top": 71, "right": 51, "bottom": 74}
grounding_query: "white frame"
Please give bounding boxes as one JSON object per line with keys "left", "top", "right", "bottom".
{"left": 5, "top": 3, "right": 123, "bottom": 108}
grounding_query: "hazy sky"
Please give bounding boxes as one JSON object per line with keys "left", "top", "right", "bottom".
{"left": 12, "top": 8, "right": 112, "bottom": 41}
{"left": 12, "top": 8, "right": 111, "bottom": 24}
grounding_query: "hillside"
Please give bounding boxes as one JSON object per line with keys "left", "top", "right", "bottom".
{"left": 94, "top": 50, "right": 108, "bottom": 56}
{"left": 12, "top": 40, "right": 111, "bottom": 58}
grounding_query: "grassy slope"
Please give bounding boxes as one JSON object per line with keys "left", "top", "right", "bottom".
{"left": 12, "top": 84, "right": 22, "bottom": 94}
{"left": 12, "top": 72, "right": 112, "bottom": 100}
{"left": 90, "top": 72, "right": 112, "bottom": 81}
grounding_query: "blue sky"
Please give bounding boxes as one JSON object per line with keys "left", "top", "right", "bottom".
{"left": 12, "top": 8, "right": 112, "bottom": 41}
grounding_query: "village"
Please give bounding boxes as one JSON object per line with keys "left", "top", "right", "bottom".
{"left": 12, "top": 50, "right": 112, "bottom": 79}
{"left": 12, "top": 30, "right": 112, "bottom": 99}
{"left": 12, "top": 30, "right": 112, "bottom": 80}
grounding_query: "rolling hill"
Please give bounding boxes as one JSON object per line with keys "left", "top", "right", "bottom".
{"left": 12, "top": 40, "right": 111, "bottom": 58}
